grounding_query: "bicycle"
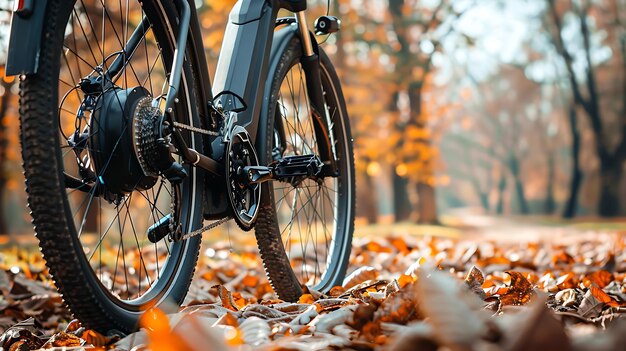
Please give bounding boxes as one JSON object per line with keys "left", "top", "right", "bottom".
{"left": 6, "top": 0, "right": 354, "bottom": 334}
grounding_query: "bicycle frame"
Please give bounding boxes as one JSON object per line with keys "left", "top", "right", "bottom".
{"left": 165, "top": 0, "right": 334, "bottom": 178}
{"left": 6, "top": 0, "right": 336, "bottom": 219}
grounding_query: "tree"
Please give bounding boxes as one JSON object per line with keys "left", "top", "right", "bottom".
{"left": 350, "top": 0, "right": 468, "bottom": 223}
{"left": 544, "top": 0, "right": 626, "bottom": 216}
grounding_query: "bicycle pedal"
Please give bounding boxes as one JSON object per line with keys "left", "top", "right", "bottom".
{"left": 272, "top": 154, "right": 323, "bottom": 179}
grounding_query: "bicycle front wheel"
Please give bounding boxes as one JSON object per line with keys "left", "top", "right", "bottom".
{"left": 20, "top": 0, "right": 204, "bottom": 333}
{"left": 256, "top": 37, "right": 355, "bottom": 301}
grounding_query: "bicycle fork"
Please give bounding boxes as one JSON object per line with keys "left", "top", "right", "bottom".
{"left": 295, "top": 11, "right": 339, "bottom": 174}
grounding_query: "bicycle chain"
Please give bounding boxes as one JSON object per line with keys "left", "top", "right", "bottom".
{"left": 172, "top": 121, "right": 221, "bottom": 136}
{"left": 175, "top": 216, "right": 233, "bottom": 242}
{"left": 167, "top": 121, "right": 234, "bottom": 241}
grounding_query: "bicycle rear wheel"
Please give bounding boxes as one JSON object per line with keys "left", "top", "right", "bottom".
{"left": 256, "top": 37, "right": 355, "bottom": 301}
{"left": 20, "top": 0, "right": 204, "bottom": 333}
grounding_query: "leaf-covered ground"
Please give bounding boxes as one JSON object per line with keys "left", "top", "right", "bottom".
{"left": 0, "top": 224, "right": 625, "bottom": 350}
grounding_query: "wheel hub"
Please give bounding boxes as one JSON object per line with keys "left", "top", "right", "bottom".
{"left": 88, "top": 86, "right": 161, "bottom": 197}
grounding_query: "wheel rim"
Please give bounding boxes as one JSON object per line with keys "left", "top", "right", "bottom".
{"left": 56, "top": 0, "right": 195, "bottom": 306}
{"left": 272, "top": 58, "right": 351, "bottom": 290}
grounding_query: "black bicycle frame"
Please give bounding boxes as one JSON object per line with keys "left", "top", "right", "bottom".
{"left": 166, "top": 0, "right": 334, "bottom": 175}
{"left": 6, "top": 0, "right": 336, "bottom": 217}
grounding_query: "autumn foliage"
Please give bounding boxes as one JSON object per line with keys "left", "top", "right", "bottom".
{"left": 0, "top": 228, "right": 623, "bottom": 350}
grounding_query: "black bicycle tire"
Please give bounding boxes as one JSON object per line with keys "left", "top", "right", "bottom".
{"left": 19, "top": 0, "right": 204, "bottom": 334}
{"left": 255, "top": 37, "right": 355, "bottom": 301}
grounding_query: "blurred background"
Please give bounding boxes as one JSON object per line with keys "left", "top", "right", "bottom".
{"left": 0, "top": 0, "right": 624, "bottom": 236}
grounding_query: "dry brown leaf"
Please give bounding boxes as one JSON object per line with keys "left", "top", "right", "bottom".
{"left": 213, "top": 312, "right": 239, "bottom": 327}
{"left": 212, "top": 285, "right": 238, "bottom": 312}
{"left": 583, "top": 270, "right": 613, "bottom": 289}
{"left": 365, "top": 241, "right": 392, "bottom": 254}
{"left": 342, "top": 266, "right": 379, "bottom": 289}
{"left": 557, "top": 272, "right": 578, "bottom": 290}
{"left": 578, "top": 289, "right": 604, "bottom": 318}
{"left": 505, "top": 299, "right": 571, "bottom": 351}
{"left": 298, "top": 294, "right": 315, "bottom": 304}
{"left": 328, "top": 286, "right": 345, "bottom": 297}
{"left": 397, "top": 274, "right": 415, "bottom": 289}
{"left": 499, "top": 271, "right": 534, "bottom": 306}
{"left": 238, "top": 317, "right": 270, "bottom": 346}
{"left": 415, "top": 269, "right": 488, "bottom": 350}
{"left": 80, "top": 329, "right": 119, "bottom": 347}
{"left": 590, "top": 287, "right": 620, "bottom": 307}
{"left": 309, "top": 305, "right": 359, "bottom": 334}
{"left": 554, "top": 289, "right": 579, "bottom": 308}
{"left": 464, "top": 266, "right": 486, "bottom": 300}
{"left": 241, "top": 275, "right": 259, "bottom": 288}
{"left": 388, "top": 237, "right": 411, "bottom": 255}
{"left": 552, "top": 250, "right": 575, "bottom": 265}
{"left": 42, "top": 331, "right": 83, "bottom": 348}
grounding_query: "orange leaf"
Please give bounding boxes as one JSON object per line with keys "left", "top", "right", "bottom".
{"left": 213, "top": 285, "right": 238, "bottom": 311}
{"left": 499, "top": 271, "right": 534, "bottom": 306}
{"left": 140, "top": 308, "right": 170, "bottom": 334}
{"left": 590, "top": 286, "right": 619, "bottom": 307}
{"left": 556, "top": 272, "right": 577, "bottom": 290}
{"left": 328, "top": 286, "right": 345, "bottom": 297}
{"left": 366, "top": 241, "right": 392, "bottom": 253}
{"left": 45, "top": 332, "right": 83, "bottom": 348}
{"left": 552, "top": 251, "right": 575, "bottom": 265}
{"left": 298, "top": 294, "right": 315, "bottom": 304}
{"left": 215, "top": 312, "right": 239, "bottom": 327}
{"left": 388, "top": 237, "right": 410, "bottom": 255}
{"left": 242, "top": 274, "right": 259, "bottom": 288}
{"left": 583, "top": 270, "right": 612, "bottom": 289}
{"left": 397, "top": 274, "right": 415, "bottom": 289}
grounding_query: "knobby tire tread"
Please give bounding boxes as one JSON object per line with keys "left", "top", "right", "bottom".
{"left": 255, "top": 38, "right": 355, "bottom": 302}
{"left": 19, "top": 0, "right": 203, "bottom": 334}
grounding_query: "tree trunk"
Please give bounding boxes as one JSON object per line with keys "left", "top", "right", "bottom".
{"left": 598, "top": 159, "right": 623, "bottom": 217}
{"left": 407, "top": 83, "right": 438, "bottom": 224}
{"left": 478, "top": 193, "right": 489, "bottom": 212}
{"left": 508, "top": 153, "right": 529, "bottom": 214}
{"left": 392, "top": 171, "right": 412, "bottom": 221}
{"left": 563, "top": 104, "right": 582, "bottom": 218}
{"left": 496, "top": 172, "right": 507, "bottom": 215}
{"left": 417, "top": 181, "right": 438, "bottom": 224}
{"left": 388, "top": 90, "right": 413, "bottom": 222}
{"left": 544, "top": 151, "right": 556, "bottom": 214}
{"left": 358, "top": 169, "right": 379, "bottom": 224}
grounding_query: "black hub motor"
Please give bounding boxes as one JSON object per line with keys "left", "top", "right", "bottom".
{"left": 88, "top": 86, "right": 161, "bottom": 200}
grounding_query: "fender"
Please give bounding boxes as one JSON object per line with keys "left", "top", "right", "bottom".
{"left": 255, "top": 23, "right": 319, "bottom": 163}
{"left": 6, "top": 0, "right": 48, "bottom": 76}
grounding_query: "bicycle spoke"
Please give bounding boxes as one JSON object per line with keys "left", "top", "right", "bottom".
{"left": 273, "top": 57, "right": 346, "bottom": 288}
{"left": 57, "top": 0, "right": 186, "bottom": 302}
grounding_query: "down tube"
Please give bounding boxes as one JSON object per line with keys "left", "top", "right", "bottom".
{"left": 211, "top": 0, "right": 280, "bottom": 143}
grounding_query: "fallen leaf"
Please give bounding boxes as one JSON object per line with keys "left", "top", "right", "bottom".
{"left": 583, "top": 270, "right": 613, "bottom": 289}
{"left": 212, "top": 285, "right": 238, "bottom": 312}
{"left": 342, "top": 266, "right": 379, "bottom": 289}
{"left": 499, "top": 271, "right": 534, "bottom": 306}
{"left": 505, "top": 299, "right": 571, "bottom": 351}
{"left": 465, "top": 266, "right": 486, "bottom": 300}
{"left": 41, "top": 331, "right": 83, "bottom": 348}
